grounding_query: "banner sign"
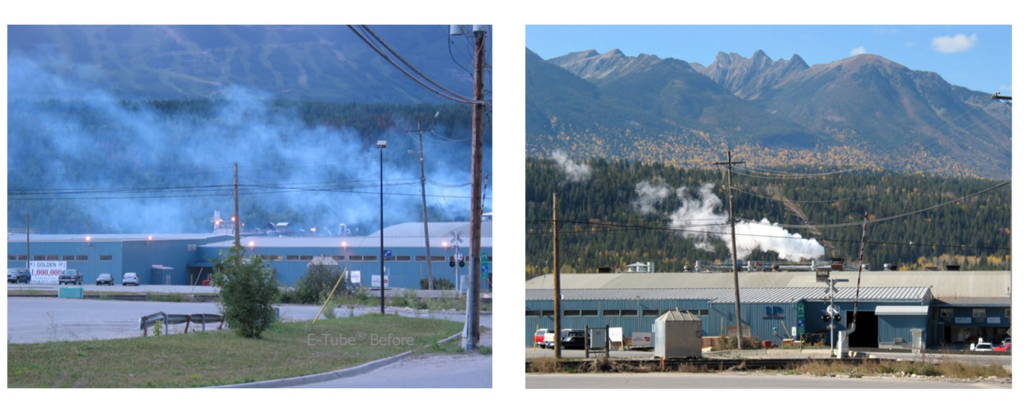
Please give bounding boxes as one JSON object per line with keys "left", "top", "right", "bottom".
{"left": 29, "top": 261, "right": 66, "bottom": 284}
{"left": 371, "top": 275, "right": 389, "bottom": 289}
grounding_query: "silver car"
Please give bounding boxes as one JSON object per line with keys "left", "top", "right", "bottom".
{"left": 122, "top": 272, "right": 139, "bottom": 286}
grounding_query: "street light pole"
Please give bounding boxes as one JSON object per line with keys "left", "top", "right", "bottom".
{"left": 377, "top": 140, "right": 387, "bottom": 315}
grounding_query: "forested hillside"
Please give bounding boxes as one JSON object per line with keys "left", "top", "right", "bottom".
{"left": 525, "top": 158, "right": 1010, "bottom": 278}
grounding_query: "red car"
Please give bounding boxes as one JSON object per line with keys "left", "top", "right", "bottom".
{"left": 994, "top": 342, "right": 1011, "bottom": 352}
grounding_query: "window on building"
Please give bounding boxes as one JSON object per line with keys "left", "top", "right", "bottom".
{"left": 642, "top": 309, "right": 660, "bottom": 316}
{"left": 541, "top": 310, "right": 555, "bottom": 316}
{"left": 564, "top": 310, "right": 581, "bottom": 316}
{"left": 396, "top": 256, "right": 411, "bottom": 262}
{"left": 621, "top": 310, "right": 638, "bottom": 316}
{"left": 940, "top": 308, "right": 954, "bottom": 319}
{"left": 33, "top": 255, "right": 45, "bottom": 261}
{"left": 347, "top": 255, "right": 362, "bottom": 261}
{"left": 17, "top": 255, "right": 27, "bottom": 261}
{"left": 99, "top": 255, "right": 113, "bottom": 262}
{"left": 1006, "top": 309, "right": 1011, "bottom": 320}
{"left": 46, "top": 255, "right": 58, "bottom": 260}
{"left": 331, "top": 255, "right": 345, "bottom": 261}
{"left": 286, "top": 255, "right": 300, "bottom": 261}
{"left": 430, "top": 255, "right": 446, "bottom": 262}
{"left": 63, "top": 255, "right": 75, "bottom": 261}
{"left": 299, "top": 255, "right": 313, "bottom": 261}
{"left": 526, "top": 310, "right": 541, "bottom": 316}
{"left": 363, "top": 255, "right": 377, "bottom": 261}
{"left": 75, "top": 255, "right": 88, "bottom": 261}
{"left": 604, "top": 310, "right": 621, "bottom": 316}
{"left": 691, "top": 309, "right": 709, "bottom": 316}
{"left": 415, "top": 255, "right": 427, "bottom": 261}
{"left": 581, "top": 310, "right": 598, "bottom": 316}
{"left": 7, "top": 255, "right": 15, "bottom": 261}
{"left": 972, "top": 309, "right": 986, "bottom": 318}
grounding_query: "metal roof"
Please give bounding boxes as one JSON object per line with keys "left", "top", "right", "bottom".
{"left": 934, "top": 297, "right": 1011, "bottom": 307}
{"left": 366, "top": 221, "right": 491, "bottom": 239}
{"left": 526, "top": 287, "right": 930, "bottom": 303}
{"left": 657, "top": 310, "right": 702, "bottom": 321}
{"left": 875, "top": 306, "right": 930, "bottom": 316}
{"left": 200, "top": 235, "right": 492, "bottom": 249}
{"left": 7, "top": 233, "right": 228, "bottom": 243}
{"left": 524, "top": 271, "right": 1007, "bottom": 300}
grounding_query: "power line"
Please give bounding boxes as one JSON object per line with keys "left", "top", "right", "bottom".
{"left": 759, "top": 180, "right": 1010, "bottom": 229}
{"left": 346, "top": 25, "right": 482, "bottom": 105}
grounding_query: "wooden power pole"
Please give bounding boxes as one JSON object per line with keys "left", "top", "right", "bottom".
{"left": 408, "top": 120, "right": 435, "bottom": 290}
{"left": 465, "top": 26, "right": 486, "bottom": 351}
{"left": 714, "top": 151, "right": 745, "bottom": 349}
{"left": 553, "top": 192, "right": 562, "bottom": 358}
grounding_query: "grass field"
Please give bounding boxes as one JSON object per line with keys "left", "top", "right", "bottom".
{"left": 8, "top": 314, "right": 462, "bottom": 388}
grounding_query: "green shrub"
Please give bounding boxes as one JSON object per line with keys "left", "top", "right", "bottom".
{"left": 420, "top": 278, "right": 455, "bottom": 290}
{"left": 293, "top": 263, "right": 351, "bottom": 305}
{"left": 212, "top": 247, "right": 280, "bottom": 339}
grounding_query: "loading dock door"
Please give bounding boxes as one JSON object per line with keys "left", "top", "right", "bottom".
{"left": 846, "top": 311, "right": 878, "bottom": 348}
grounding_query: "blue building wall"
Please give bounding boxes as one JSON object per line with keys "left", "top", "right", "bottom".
{"left": 525, "top": 298, "right": 711, "bottom": 346}
{"left": 878, "top": 315, "right": 929, "bottom": 344}
{"left": 198, "top": 245, "right": 491, "bottom": 289}
{"left": 707, "top": 302, "right": 801, "bottom": 347}
{"left": 8, "top": 241, "right": 124, "bottom": 284}
{"left": 121, "top": 240, "right": 202, "bottom": 285}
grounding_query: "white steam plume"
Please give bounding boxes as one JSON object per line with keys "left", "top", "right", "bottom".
{"left": 635, "top": 182, "right": 825, "bottom": 261}
{"left": 632, "top": 179, "right": 672, "bottom": 214}
{"left": 551, "top": 150, "right": 592, "bottom": 183}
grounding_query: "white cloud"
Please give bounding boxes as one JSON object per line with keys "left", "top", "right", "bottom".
{"left": 931, "top": 34, "right": 978, "bottom": 53}
{"left": 850, "top": 46, "right": 867, "bottom": 56}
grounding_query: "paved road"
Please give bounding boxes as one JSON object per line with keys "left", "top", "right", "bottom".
{"left": 526, "top": 373, "right": 1010, "bottom": 389}
{"left": 6, "top": 297, "right": 470, "bottom": 343}
{"left": 298, "top": 315, "right": 492, "bottom": 388}
{"left": 868, "top": 351, "right": 1011, "bottom": 368}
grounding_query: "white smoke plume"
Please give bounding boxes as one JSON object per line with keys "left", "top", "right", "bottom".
{"left": 632, "top": 179, "right": 672, "bottom": 214}
{"left": 635, "top": 182, "right": 825, "bottom": 261}
{"left": 551, "top": 150, "right": 592, "bottom": 183}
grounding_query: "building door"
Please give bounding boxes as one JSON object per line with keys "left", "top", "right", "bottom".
{"left": 846, "top": 310, "right": 878, "bottom": 348}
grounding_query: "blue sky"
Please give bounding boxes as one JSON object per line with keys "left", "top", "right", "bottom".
{"left": 527, "top": 25, "right": 1011, "bottom": 94}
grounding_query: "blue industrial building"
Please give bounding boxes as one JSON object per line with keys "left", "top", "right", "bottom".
{"left": 7, "top": 221, "right": 492, "bottom": 290}
{"left": 525, "top": 271, "right": 1010, "bottom": 349}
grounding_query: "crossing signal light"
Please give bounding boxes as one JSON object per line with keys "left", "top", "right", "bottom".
{"left": 835, "top": 315, "right": 842, "bottom": 322}
{"left": 822, "top": 315, "right": 831, "bottom": 322}
{"left": 449, "top": 256, "right": 456, "bottom": 267}
{"left": 458, "top": 259, "right": 465, "bottom": 268}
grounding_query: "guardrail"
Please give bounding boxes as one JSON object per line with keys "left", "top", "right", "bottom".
{"left": 139, "top": 312, "right": 224, "bottom": 336}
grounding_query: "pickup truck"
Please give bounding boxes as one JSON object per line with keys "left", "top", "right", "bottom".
{"left": 58, "top": 269, "right": 83, "bottom": 285}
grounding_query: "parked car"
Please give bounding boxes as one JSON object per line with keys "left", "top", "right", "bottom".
{"left": 122, "top": 272, "right": 139, "bottom": 286}
{"left": 96, "top": 273, "right": 114, "bottom": 286}
{"left": 994, "top": 343, "right": 1011, "bottom": 352}
{"left": 58, "top": 269, "right": 83, "bottom": 285}
{"left": 974, "top": 342, "right": 994, "bottom": 352}
{"left": 559, "top": 329, "right": 587, "bottom": 350}
{"left": 8, "top": 268, "right": 31, "bottom": 284}
{"left": 534, "top": 328, "right": 551, "bottom": 347}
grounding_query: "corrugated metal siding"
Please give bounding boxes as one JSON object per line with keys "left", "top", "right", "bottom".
{"left": 525, "top": 287, "right": 930, "bottom": 303}
{"left": 878, "top": 315, "right": 928, "bottom": 344}
{"left": 525, "top": 298, "right": 710, "bottom": 346}
{"left": 197, "top": 244, "right": 491, "bottom": 288}
{"left": 7, "top": 240, "right": 124, "bottom": 284}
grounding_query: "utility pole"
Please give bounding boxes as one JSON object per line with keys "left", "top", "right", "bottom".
{"left": 464, "top": 26, "right": 486, "bottom": 351}
{"left": 553, "top": 193, "right": 562, "bottom": 358}
{"left": 233, "top": 163, "right": 240, "bottom": 249}
{"left": 26, "top": 212, "right": 30, "bottom": 270}
{"left": 713, "top": 150, "right": 745, "bottom": 350}
{"left": 408, "top": 120, "right": 435, "bottom": 290}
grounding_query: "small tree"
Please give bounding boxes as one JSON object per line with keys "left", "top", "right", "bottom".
{"left": 295, "top": 263, "right": 351, "bottom": 304}
{"left": 212, "top": 246, "right": 279, "bottom": 338}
